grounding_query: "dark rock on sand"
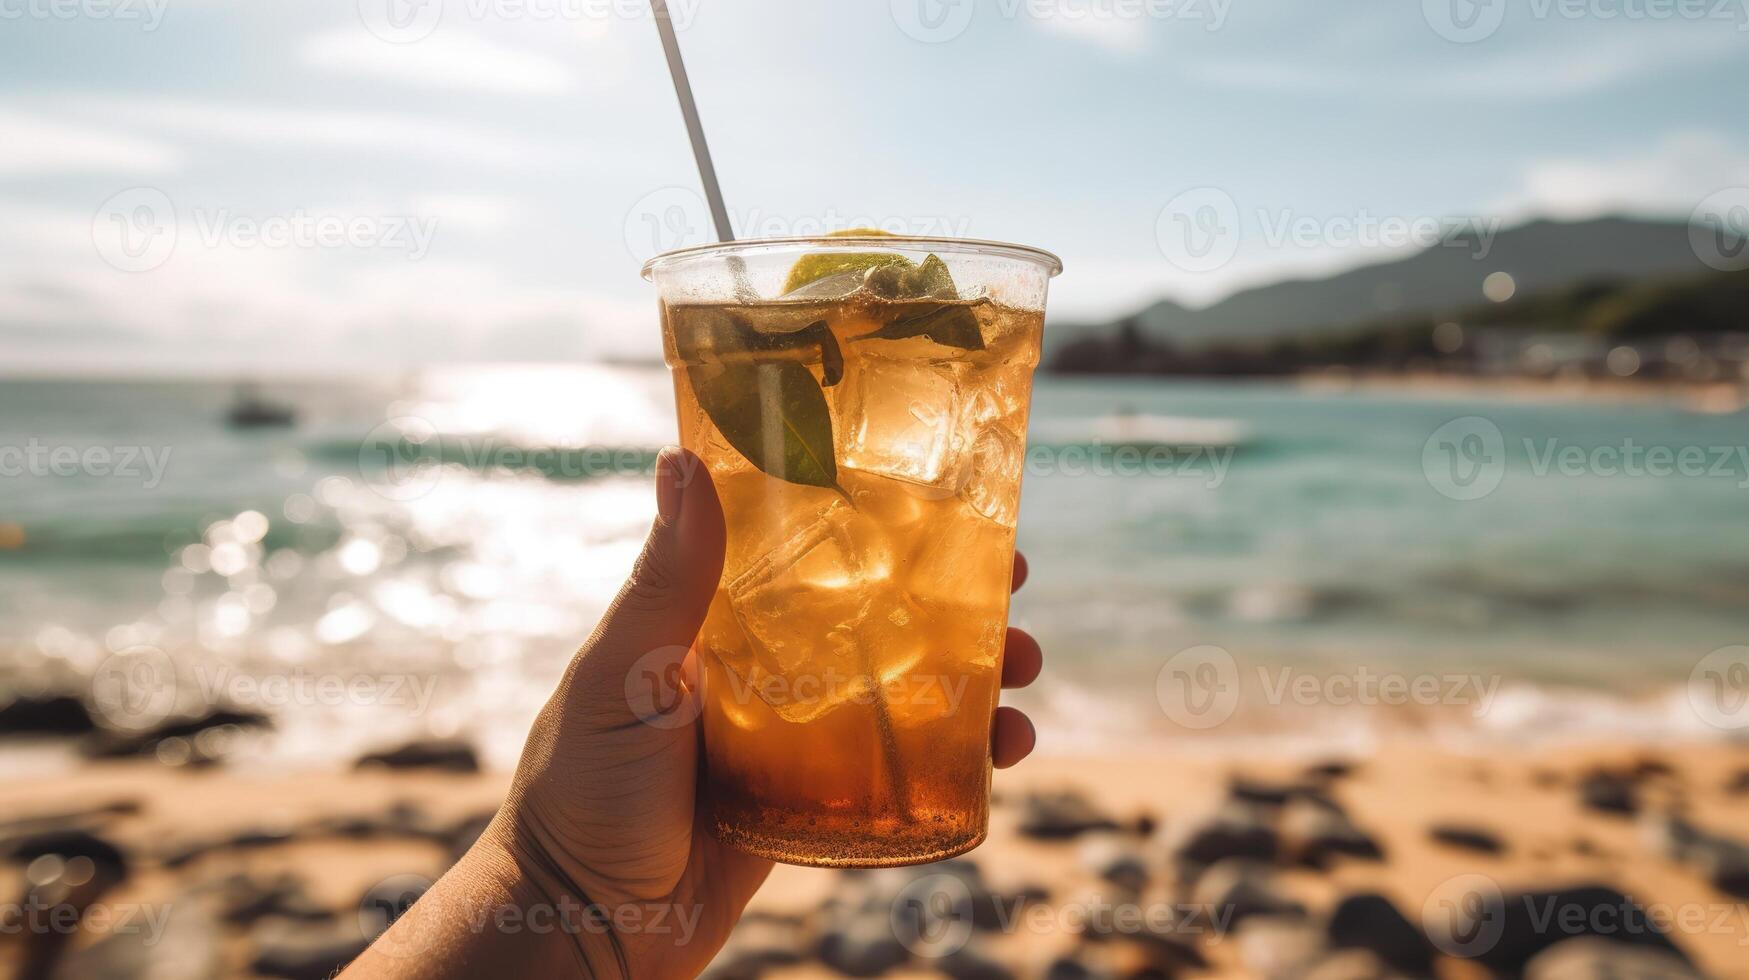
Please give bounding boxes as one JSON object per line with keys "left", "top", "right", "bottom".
{"left": 7, "top": 828, "right": 130, "bottom": 880}
{"left": 1303, "top": 759, "right": 1358, "bottom": 781}
{"left": 817, "top": 912, "right": 909, "bottom": 977}
{"left": 817, "top": 864, "right": 1007, "bottom": 975}
{"left": 354, "top": 737, "right": 480, "bottom": 773}
{"left": 1524, "top": 936, "right": 1703, "bottom": 979}
{"left": 163, "top": 824, "right": 299, "bottom": 868}
{"left": 81, "top": 707, "right": 271, "bottom": 758}
{"left": 1435, "top": 884, "right": 1691, "bottom": 976}
{"left": 1725, "top": 768, "right": 1749, "bottom": 795}
{"left": 1324, "top": 892, "right": 1434, "bottom": 977}
{"left": 1078, "top": 833, "right": 1150, "bottom": 893}
{"left": 702, "top": 912, "right": 807, "bottom": 980}
{"left": 216, "top": 873, "right": 333, "bottom": 925}
{"left": 1577, "top": 769, "right": 1639, "bottom": 816}
{"left": 1429, "top": 823, "right": 1507, "bottom": 855}
{"left": 1017, "top": 789, "right": 1121, "bottom": 840}
{"left": 1191, "top": 859, "right": 1306, "bottom": 934}
{"left": 938, "top": 938, "right": 1015, "bottom": 980}
{"left": 1279, "top": 797, "right": 1384, "bottom": 869}
{"left": 250, "top": 925, "right": 371, "bottom": 980}
{"left": 0, "top": 694, "right": 96, "bottom": 736}
{"left": 1169, "top": 801, "right": 1278, "bottom": 874}
{"left": 1644, "top": 812, "right": 1749, "bottom": 898}
{"left": 1228, "top": 777, "right": 1326, "bottom": 809}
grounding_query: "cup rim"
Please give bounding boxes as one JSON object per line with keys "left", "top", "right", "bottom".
{"left": 641, "top": 235, "right": 1063, "bottom": 281}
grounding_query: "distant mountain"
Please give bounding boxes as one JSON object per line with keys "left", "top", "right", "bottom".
{"left": 1050, "top": 216, "right": 1716, "bottom": 353}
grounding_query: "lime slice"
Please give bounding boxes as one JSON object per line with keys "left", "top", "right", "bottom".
{"left": 781, "top": 228, "right": 911, "bottom": 295}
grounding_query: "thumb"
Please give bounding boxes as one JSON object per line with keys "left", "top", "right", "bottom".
{"left": 573, "top": 446, "right": 724, "bottom": 701}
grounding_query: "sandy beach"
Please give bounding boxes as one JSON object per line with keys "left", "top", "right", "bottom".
{"left": 4, "top": 739, "right": 1747, "bottom": 979}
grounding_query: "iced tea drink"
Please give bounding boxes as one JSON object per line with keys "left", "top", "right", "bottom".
{"left": 645, "top": 236, "right": 1059, "bottom": 867}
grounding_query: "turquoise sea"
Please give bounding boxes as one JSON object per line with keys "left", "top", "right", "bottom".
{"left": 3, "top": 368, "right": 1747, "bottom": 765}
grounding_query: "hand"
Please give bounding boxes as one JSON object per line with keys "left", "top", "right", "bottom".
{"left": 345, "top": 447, "right": 1044, "bottom": 978}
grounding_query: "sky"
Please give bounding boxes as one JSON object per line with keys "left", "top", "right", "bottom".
{"left": 2, "top": 0, "right": 1747, "bottom": 372}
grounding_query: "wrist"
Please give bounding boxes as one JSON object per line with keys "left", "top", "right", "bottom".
{"left": 468, "top": 821, "right": 630, "bottom": 980}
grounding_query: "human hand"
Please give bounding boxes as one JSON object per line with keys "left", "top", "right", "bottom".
{"left": 346, "top": 447, "right": 1043, "bottom": 978}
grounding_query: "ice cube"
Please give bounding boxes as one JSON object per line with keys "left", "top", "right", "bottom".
{"left": 724, "top": 500, "right": 908, "bottom": 723}
{"left": 902, "top": 498, "right": 1014, "bottom": 615}
{"left": 961, "top": 422, "right": 1025, "bottom": 528}
{"left": 839, "top": 353, "right": 968, "bottom": 493}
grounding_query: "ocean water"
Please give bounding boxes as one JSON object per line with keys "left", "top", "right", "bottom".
{"left": 3, "top": 368, "right": 1746, "bottom": 765}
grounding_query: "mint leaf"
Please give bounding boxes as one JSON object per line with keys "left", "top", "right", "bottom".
{"left": 692, "top": 360, "right": 841, "bottom": 492}
{"left": 858, "top": 302, "right": 985, "bottom": 350}
{"left": 853, "top": 253, "right": 985, "bottom": 350}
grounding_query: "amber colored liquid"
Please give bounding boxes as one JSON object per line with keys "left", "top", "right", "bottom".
{"left": 662, "top": 292, "right": 1041, "bottom": 867}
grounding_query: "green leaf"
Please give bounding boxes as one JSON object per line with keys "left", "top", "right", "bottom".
{"left": 857, "top": 302, "right": 985, "bottom": 350}
{"left": 908, "top": 254, "right": 957, "bottom": 299}
{"left": 692, "top": 360, "right": 841, "bottom": 492}
{"left": 853, "top": 253, "right": 985, "bottom": 350}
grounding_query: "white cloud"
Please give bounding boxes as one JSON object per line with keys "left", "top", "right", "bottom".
{"left": 0, "top": 109, "right": 181, "bottom": 176}
{"left": 414, "top": 194, "right": 519, "bottom": 233}
{"left": 1493, "top": 130, "right": 1749, "bottom": 220}
{"left": 1181, "top": 25, "right": 1743, "bottom": 99}
{"left": 1026, "top": 11, "right": 1153, "bottom": 53}
{"left": 298, "top": 28, "right": 578, "bottom": 96}
{"left": 31, "top": 95, "right": 573, "bottom": 169}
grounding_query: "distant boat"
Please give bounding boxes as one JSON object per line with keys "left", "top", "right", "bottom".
{"left": 225, "top": 383, "right": 296, "bottom": 429}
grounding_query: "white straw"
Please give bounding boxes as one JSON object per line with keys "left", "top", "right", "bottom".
{"left": 651, "top": 0, "right": 734, "bottom": 243}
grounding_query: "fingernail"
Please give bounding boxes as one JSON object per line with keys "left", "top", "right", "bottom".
{"left": 656, "top": 447, "right": 684, "bottom": 522}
